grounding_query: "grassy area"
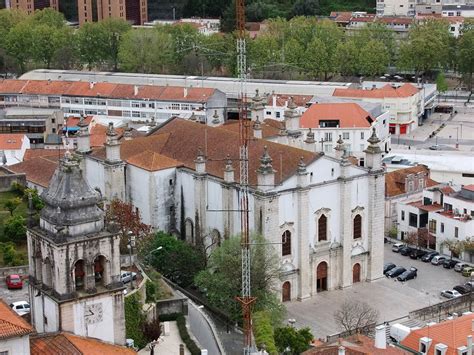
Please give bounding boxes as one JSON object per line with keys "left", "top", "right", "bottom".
{"left": 144, "top": 267, "right": 174, "bottom": 300}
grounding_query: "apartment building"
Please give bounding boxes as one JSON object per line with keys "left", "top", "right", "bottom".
{"left": 7, "top": 0, "right": 58, "bottom": 14}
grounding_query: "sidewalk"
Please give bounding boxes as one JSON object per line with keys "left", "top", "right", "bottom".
{"left": 138, "top": 321, "right": 190, "bottom": 355}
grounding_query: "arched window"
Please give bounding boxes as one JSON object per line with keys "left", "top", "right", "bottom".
{"left": 353, "top": 263, "right": 361, "bottom": 283}
{"left": 43, "top": 258, "right": 52, "bottom": 288}
{"left": 282, "top": 281, "right": 291, "bottom": 302}
{"left": 282, "top": 230, "right": 291, "bottom": 256}
{"left": 184, "top": 219, "right": 194, "bottom": 244}
{"left": 94, "top": 255, "right": 107, "bottom": 287}
{"left": 316, "top": 262, "right": 328, "bottom": 292}
{"left": 318, "top": 215, "right": 327, "bottom": 242}
{"left": 74, "top": 260, "right": 85, "bottom": 291}
{"left": 353, "top": 214, "right": 362, "bottom": 239}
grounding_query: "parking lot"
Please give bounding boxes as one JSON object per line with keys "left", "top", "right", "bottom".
{"left": 286, "top": 243, "right": 469, "bottom": 338}
{"left": 0, "top": 278, "right": 29, "bottom": 306}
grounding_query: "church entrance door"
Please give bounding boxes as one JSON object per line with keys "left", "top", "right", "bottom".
{"left": 316, "top": 262, "right": 328, "bottom": 292}
{"left": 353, "top": 263, "right": 361, "bottom": 283}
{"left": 282, "top": 281, "right": 291, "bottom": 302}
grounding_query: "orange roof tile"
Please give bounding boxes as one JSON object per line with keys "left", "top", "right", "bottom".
{"left": 159, "top": 86, "right": 215, "bottom": 102}
{"left": 300, "top": 103, "right": 373, "bottom": 129}
{"left": 8, "top": 155, "right": 59, "bottom": 187}
{"left": 89, "top": 125, "right": 124, "bottom": 147}
{"left": 21, "top": 80, "right": 74, "bottom": 96}
{"left": 385, "top": 165, "right": 433, "bottom": 197}
{"left": 408, "top": 200, "right": 443, "bottom": 212}
{"left": 23, "top": 149, "right": 67, "bottom": 161}
{"left": 266, "top": 94, "right": 313, "bottom": 107}
{"left": 0, "top": 134, "right": 27, "bottom": 150}
{"left": 31, "top": 332, "right": 135, "bottom": 355}
{"left": 401, "top": 313, "right": 474, "bottom": 355}
{"left": 221, "top": 119, "right": 281, "bottom": 138}
{"left": 127, "top": 150, "right": 182, "bottom": 171}
{"left": 377, "top": 17, "right": 414, "bottom": 25}
{"left": 0, "top": 79, "right": 28, "bottom": 94}
{"left": 0, "top": 299, "right": 34, "bottom": 340}
{"left": 464, "top": 185, "right": 474, "bottom": 192}
{"left": 334, "top": 83, "right": 419, "bottom": 99}
{"left": 65, "top": 116, "right": 93, "bottom": 127}
{"left": 64, "top": 81, "right": 117, "bottom": 97}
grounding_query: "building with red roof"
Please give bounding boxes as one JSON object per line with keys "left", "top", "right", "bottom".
{"left": 0, "top": 299, "right": 34, "bottom": 354}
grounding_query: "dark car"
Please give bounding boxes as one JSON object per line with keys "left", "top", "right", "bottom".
{"left": 386, "top": 266, "right": 407, "bottom": 278}
{"left": 421, "top": 251, "right": 439, "bottom": 262}
{"left": 453, "top": 285, "right": 471, "bottom": 295}
{"left": 443, "top": 259, "right": 458, "bottom": 269}
{"left": 397, "top": 267, "right": 418, "bottom": 281}
{"left": 409, "top": 249, "right": 427, "bottom": 259}
{"left": 384, "top": 262, "right": 396, "bottom": 274}
{"left": 400, "top": 246, "right": 415, "bottom": 256}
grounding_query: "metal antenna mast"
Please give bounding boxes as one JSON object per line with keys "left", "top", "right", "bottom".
{"left": 235, "top": 0, "right": 256, "bottom": 353}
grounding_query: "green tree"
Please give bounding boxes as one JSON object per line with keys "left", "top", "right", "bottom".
{"left": 119, "top": 28, "right": 174, "bottom": 73}
{"left": 97, "top": 18, "right": 131, "bottom": 71}
{"left": 31, "top": 24, "right": 70, "bottom": 68}
{"left": 358, "top": 39, "right": 390, "bottom": 77}
{"left": 436, "top": 72, "right": 448, "bottom": 99}
{"left": 398, "top": 19, "right": 452, "bottom": 77}
{"left": 4, "top": 197, "right": 21, "bottom": 216}
{"left": 29, "top": 7, "right": 65, "bottom": 28}
{"left": 359, "top": 22, "right": 396, "bottom": 65}
{"left": 336, "top": 38, "right": 360, "bottom": 76}
{"left": 3, "top": 215, "right": 26, "bottom": 242}
{"left": 274, "top": 326, "right": 313, "bottom": 354}
{"left": 5, "top": 23, "right": 33, "bottom": 73}
{"left": 194, "top": 234, "right": 285, "bottom": 323}
{"left": 76, "top": 22, "right": 108, "bottom": 70}
{"left": 146, "top": 232, "right": 205, "bottom": 287}
{"left": 458, "top": 21, "right": 474, "bottom": 91}
{"left": 0, "top": 241, "right": 26, "bottom": 266}
{"left": 0, "top": 9, "right": 27, "bottom": 49}
{"left": 291, "top": 0, "right": 320, "bottom": 17}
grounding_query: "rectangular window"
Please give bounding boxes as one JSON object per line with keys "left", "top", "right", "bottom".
{"left": 409, "top": 213, "right": 418, "bottom": 228}
{"left": 455, "top": 227, "right": 459, "bottom": 238}
{"left": 171, "top": 103, "right": 180, "bottom": 110}
{"left": 429, "top": 219, "right": 436, "bottom": 233}
{"left": 360, "top": 132, "right": 364, "bottom": 140}
{"left": 343, "top": 132, "right": 350, "bottom": 140}
{"left": 419, "top": 178, "right": 424, "bottom": 189}
{"left": 401, "top": 211, "right": 405, "bottom": 221}
{"left": 441, "top": 223, "right": 444, "bottom": 233}
{"left": 324, "top": 132, "right": 332, "bottom": 142}
{"left": 444, "top": 203, "right": 453, "bottom": 212}
{"left": 276, "top": 112, "right": 281, "bottom": 118}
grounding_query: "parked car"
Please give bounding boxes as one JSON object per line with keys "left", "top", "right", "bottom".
{"left": 443, "top": 259, "right": 458, "bottom": 269}
{"left": 384, "top": 263, "right": 396, "bottom": 274}
{"left": 455, "top": 262, "right": 471, "bottom": 272}
{"left": 421, "top": 251, "right": 439, "bottom": 262}
{"left": 10, "top": 301, "right": 30, "bottom": 316}
{"left": 400, "top": 246, "right": 415, "bottom": 256}
{"left": 440, "top": 290, "right": 462, "bottom": 299}
{"left": 120, "top": 270, "right": 137, "bottom": 284}
{"left": 409, "top": 250, "right": 427, "bottom": 259}
{"left": 386, "top": 266, "right": 407, "bottom": 278}
{"left": 465, "top": 281, "right": 474, "bottom": 289}
{"left": 462, "top": 267, "right": 474, "bottom": 277}
{"left": 431, "top": 255, "right": 447, "bottom": 265}
{"left": 392, "top": 243, "right": 405, "bottom": 253}
{"left": 397, "top": 267, "right": 418, "bottom": 282}
{"left": 453, "top": 285, "right": 471, "bottom": 295}
{"left": 6, "top": 274, "right": 23, "bottom": 290}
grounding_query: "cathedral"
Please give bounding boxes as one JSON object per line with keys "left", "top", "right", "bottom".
{"left": 27, "top": 151, "right": 125, "bottom": 344}
{"left": 76, "top": 116, "right": 385, "bottom": 302}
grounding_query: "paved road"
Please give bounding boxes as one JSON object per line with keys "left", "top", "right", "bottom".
{"left": 286, "top": 244, "right": 468, "bottom": 339}
{"left": 187, "top": 299, "right": 222, "bottom": 355}
{"left": 0, "top": 280, "right": 30, "bottom": 306}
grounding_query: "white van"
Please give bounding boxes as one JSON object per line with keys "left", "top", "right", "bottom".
{"left": 392, "top": 243, "right": 404, "bottom": 253}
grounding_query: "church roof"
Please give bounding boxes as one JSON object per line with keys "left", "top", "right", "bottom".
{"left": 40, "top": 152, "right": 103, "bottom": 230}
{"left": 91, "top": 118, "right": 321, "bottom": 185}
{"left": 0, "top": 299, "right": 34, "bottom": 340}
{"left": 30, "top": 332, "right": 135, "bottom": 355}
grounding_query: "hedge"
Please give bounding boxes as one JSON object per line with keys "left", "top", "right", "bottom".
{"left": 253, "top": 311, "right": 278, "bottom": 355}
{"left": 176, "top": 314, "right": 201, "bottom": 355}
{"left": 124, "top": 293, "right": 147, "bottom": 349}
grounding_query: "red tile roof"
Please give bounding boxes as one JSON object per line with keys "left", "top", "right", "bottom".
{"left": 91, "top": 118, "right": 320, "bottom": 186}
{"left": 221, "top": 119, "right": 281, "bottom": 138}
{"left": 463, "top": 185, "right": 474, "bottom": 192}
{"left": 334, "top": 83, "right": 419, "bottom": 99}
{"left": 266, "top": 94, "right": 313, "bottom": 108}
{"left": 89, "top": 125, "right": 124, "bottom": 147}
{"left": 408, "top": 201, "right": 443, "bottom": 212}
{"left": 385, "top": 165, "right": 433, "bottom": 197}
{"left": 30, "top": 332, "right": 135, "bottom": 355}
{"left": 300, "top": 103, "right": 373, "bottom": 129}
{"left": 0, "top": 134, "right": 27, "bottom": 150}
{"left": 0, "top": 79, "right": 218, "bottom": 103}
{"left": 377, "top": 17, "right": 414, "bottom": 25}
{"left": 8, "top": 155, "right": 60, "bottom": 187}
{"left": 0, "top": 299, "right": 34, "bottom": 340}
{"left": 65, "top": 116, "right": 93, "bottom": 127}
{"left": 304, "top": 334, "right": 409, "bottom": 354}
{"left": 401, "top": 313, "right": 474, "bottom": 355}
{"left": 127, "top": 150, "right": 182, "bottom": 171}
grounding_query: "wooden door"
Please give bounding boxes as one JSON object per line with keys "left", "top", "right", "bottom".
{"left": 282, "top": 282, "right": 291, "bottom": 302}
{"left": 316, "top": 262, "right": 328, "bottom": 292}
{"left": 353, "top": 263, "right": 361, "bottom": 283}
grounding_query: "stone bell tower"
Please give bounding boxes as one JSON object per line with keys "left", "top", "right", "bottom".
{"left": 27, "top": 151, "right": 125, "bottom": 345}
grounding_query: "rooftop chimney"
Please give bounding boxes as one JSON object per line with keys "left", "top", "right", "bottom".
{"left": 134, "top": 85, "right": 139, "bottom": 96}
{"left": 184, "top": 87, "right": 188, "bottom": 98}
{"left": 467, "top": 335, "right": 472, "bottom": 355}
{"left": 375, "top": 324, "right": 387, "bottom": 349}
{"left": 89, "top": 82, "right": 95, "bottom": 89}
{"left": 338, "top": 346, "right": 345, "bottom": 355}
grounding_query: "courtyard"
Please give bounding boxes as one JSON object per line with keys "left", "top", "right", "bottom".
{"left": 286, "top": 243, "right": 468, "bottom": 339}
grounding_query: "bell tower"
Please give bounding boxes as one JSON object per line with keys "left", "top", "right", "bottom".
{"left": 27, "top": 151, "right": 125, "bottom": 345}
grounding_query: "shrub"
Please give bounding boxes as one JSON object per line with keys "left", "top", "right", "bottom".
{"left": 10, "top": 182, "right": 25, "bottom": 196}
{"left": 176, "top": 314, "right": 201, "bottom": 355}
{"left": 124, "top": 293, "right": 147, "bottom": 349}
{"left": 145, "top": 280, "right": 156, "bottom": 303}
{"left": 3, "top": 215, "right": 26, "bottom": 243}
{"left": 0, "top": 242, "right": 27, "bottom": 266}
{"left": 253, "top": 311, "right": 278, "bottom": 354}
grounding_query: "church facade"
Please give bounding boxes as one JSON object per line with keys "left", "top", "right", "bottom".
{"left": 79, "top": 117, "right": 385, "bottom": 301}
{"left": 27, "top": 151, "right": 125, "bottom": 344}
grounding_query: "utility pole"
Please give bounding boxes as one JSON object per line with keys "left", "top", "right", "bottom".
{"left": 234, "top": 1, "right": 256, "bottom": 354}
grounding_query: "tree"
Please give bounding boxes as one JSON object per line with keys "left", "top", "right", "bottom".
{"left": 3, "top": 215, "right": 26, "bottom": 242}
{"left": 194, "top": 234, "right": 285, "bottom": 323}
{"left": 458, "top": 21, "right": 474, "bottom": 91}
{"left": 436, "top": 72, "right": 448, "bottom": 96}
{"left": 76, "top": 22, "right": 108, "bottom": 70}
{"left": 118, "top": 28, "right": 174, "bottom": 73}
{"left": 5, "top": 23, "right": 33, "bottom": 73}
{"left": 97, "top": 18, "right": 131, "bottom": 71}
{"left": 4, "top": 197, "right": 21, "bottom": 216}
{"left": 405, "top": 231, "right": 419, "bottom": 248}
{"left": 274, "top": 326, "right": 313, "bottom": 355}
{"left": 358, "top": 40, "right": 390, "bottom": 77}
{"left": 336, "top": 38, "right": 360, "bottom": 76}
{"left": 441, "top": 239, "right": 465, "bottom": 259}
{"left": 333, "top": 300, "right": 379, "bottom": 335}
{"left": 0, "top": 241, "right": 26, "bottom": 266}
{"left": 106, "top": 199, "right": 151, "bottom": 252}
{"left": 31, "top": 24, "right": 70, "bottom": 68}
{"left": 291, "top": 0, "right": 320, "bottom": 17}
{"left": 145, "top": 232, "right": 205, "bottom": 287}
{"left": 29, "top": 7, "right": 65, "bottom": 28}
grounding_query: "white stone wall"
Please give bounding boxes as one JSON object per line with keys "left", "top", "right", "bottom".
{"left": 85, "top": 158, "right": 106, "bottom": 196}
{"left": 0, "top": 334, "right": 30, "bottom": 355}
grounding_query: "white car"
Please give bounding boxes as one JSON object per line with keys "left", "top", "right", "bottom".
{"left": 440, "top": 290, "right": 462, "bottom": 299}
{"left": 120, "top": 270, "right": 137, "bottom": 284}
{"left": 10, "top": 301, "right": 30, "bottom": 316}
{"left": 392, "top": 243, "right": 405, "bottom": 253}
{"left": 431, "top": 255, "right": 447, "bottom": 265}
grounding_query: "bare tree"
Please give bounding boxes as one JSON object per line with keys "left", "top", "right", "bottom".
{"left": 441, "top": 238, "right": 465, "bottom": 259}
{"left": 333, "top": 300, "right": 379, "bottom": 335}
